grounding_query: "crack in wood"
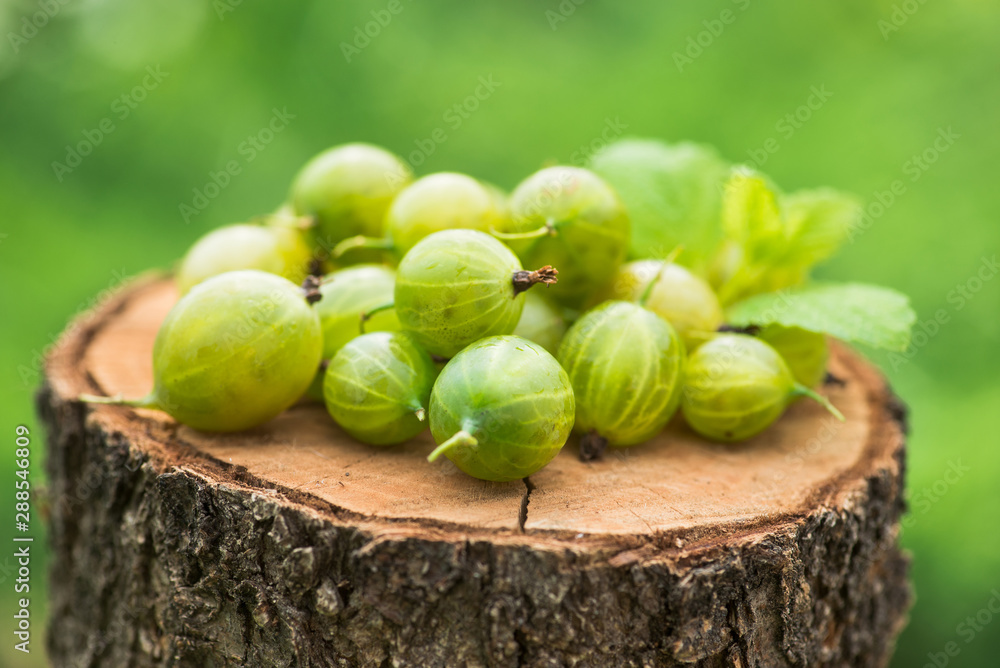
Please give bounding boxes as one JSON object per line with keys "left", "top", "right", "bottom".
{"left": 518, "top": 477, "right": 535, "bottom": 532}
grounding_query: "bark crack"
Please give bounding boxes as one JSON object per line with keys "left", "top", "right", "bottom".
{"left": 727, "top": 599, "right": 751, "bottom": 667}
{"left": 518, "top": 477, "right": 535, "bottom": 532}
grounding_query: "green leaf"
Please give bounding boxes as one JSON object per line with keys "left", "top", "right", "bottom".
{"left": 726, "top": 282, "right": 917, "bottom": 351}
{"left": 781, "top": 189, "right": 860, "bottom": 268}
{"left": 712, "top": 170, "right": 785, "bottom": 303}
{"left": 721, "top": 169, "right": 782, "bottom": 246}
{"left": 588, "top": 138, "right": 729, "bottom": 266}
{"left": 712, "top": 170, "right": 860, "bottom": 305}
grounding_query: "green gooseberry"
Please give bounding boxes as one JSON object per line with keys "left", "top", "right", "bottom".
{"left": 681, "top": 334, "right": 843, "bottom": 443}
{"left": 757, "top": 325, "right": 829, "bottom": 389}
{"left": 323, "top": 331, "right": 437, "bottom": 445}
{"left": 394, "top": 229, "right": 558, "bottom": 358}
{"left": 496, "top": 166, "right": 629, "bottom": 307}
{"left": 604, "top": 260, "right": 724, "bottom": 351}
{"left": 264, "top": 203, "right": 310, "bottom": 229}
{"left": 299, "top": 264, "right": 402, "bottom": 402}
{"left": 316, "top": 265, "right": 400, "bottom": 357}
{"left": 265, "top": 204, "right": 338, "bottom": 274}
{"left": 176, "top": 223, "right": 313, "bottom": 295}
{"left": 427, "top": 335, "right": 575, "bottom": 482}
{"left": 290, "top": 143, "right": 412, "bottom": 259}
{"left": 512, "top": 291, "right": 567, "bottom": 356}
{"left": 482, "top": 181, "right": 511, "bottom": 220}
{"left": 558, "top": 301, "right": 686, "bottom": 450}
{"left": 333, "top": 172, "right": 506, "bottom": 261}
{"left": 80, "top": 270, "right": 323, "bottom": 431}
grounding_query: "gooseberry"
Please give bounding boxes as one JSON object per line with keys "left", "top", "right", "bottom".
{"left": 289, "top": 143, "right": 412, "bottom": 258}
{"left": 557, "top": 301, "right": 686, "bottom": 450}
{"left": 496, "top": 166, "right": 629, "bottom": 307}
{"left": 293, "top": 264, "right": 402, "bottom": 402}
{"left": 512, "top": 291, "right": 567, "bottom": 356}
{"left": 80, "top": 270, "right": 323, "bottom": 431}
{"left": 323, "top": 331, "right": 437, "bottom": 445}
{"left": 681, "top": 334, "right": 842, "bottom": 442}
{"left": 264, "top": 203, "right": 310, "bottom": 229}
{"left": 427, "top": 335, "right": 574, "bottom": 482}
{"left": 757, "top": 325, "right": 829, "bottom": 389}
{"left": 316, "top": 265, "right": 400, "bottom": 358}
{"left": 334, "top": 172, "right": 505, "bottom": 261}
{"left": 176, "top": 223, "right": 313, "bottom": 294}
{"left": 482, "top": 181, "right": 511, "bottom": 220}
{"left": 603, "top": 260, "right": 724, "bottom": 351}
{"left": 394, "top": 229, "right": 557, "bottom": 358}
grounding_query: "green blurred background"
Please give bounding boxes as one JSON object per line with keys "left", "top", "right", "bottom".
{"left": 1, "top": 1, "right": 997, "bottom": 665}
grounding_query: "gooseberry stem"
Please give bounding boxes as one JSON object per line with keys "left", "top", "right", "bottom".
{"left": 301, "top": 275, "right": 323, "bottom": 304}
{"left": 78, "top": 393, "right": 157, "bottom": 409}
{"left": 490, "top": 218, "right": 559, "bottom": 241}
{"left": 427, "top": 430, "right": 478, "bottom": 462}
{"left": 512, "top": 266, "right": 559, "bottom": 295}
{"left": 792, "top": 383, "right": 845, "bottom": 421}
{"left": 414, "top": 408, "right": 426, "bottom": 422}
{"left": 717, "top": 324, "right": 761, "bottom": 335}
{"left": 359, "top": 301, "right": 396, "bottom": 333}
{"left": 332, "top": 235, "right": 394, "bottom": 259}
{"left": 579, "top": 430, "right": 608, "bottom": 462}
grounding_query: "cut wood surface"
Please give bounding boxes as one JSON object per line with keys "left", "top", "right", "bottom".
{"left": 39, "top": 276, "right": 912, "bottom": 667}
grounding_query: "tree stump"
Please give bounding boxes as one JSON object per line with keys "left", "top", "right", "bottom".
{"left": 38, "top": 277, "right": 911, "bottom": 668}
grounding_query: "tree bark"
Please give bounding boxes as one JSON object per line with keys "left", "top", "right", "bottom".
{"left": 39, "top": 277, "right": 911, "bottom": 667}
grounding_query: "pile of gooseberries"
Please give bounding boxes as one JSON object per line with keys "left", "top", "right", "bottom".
{"left": 81, "top": 138, "right": 909, "bottom": 484}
